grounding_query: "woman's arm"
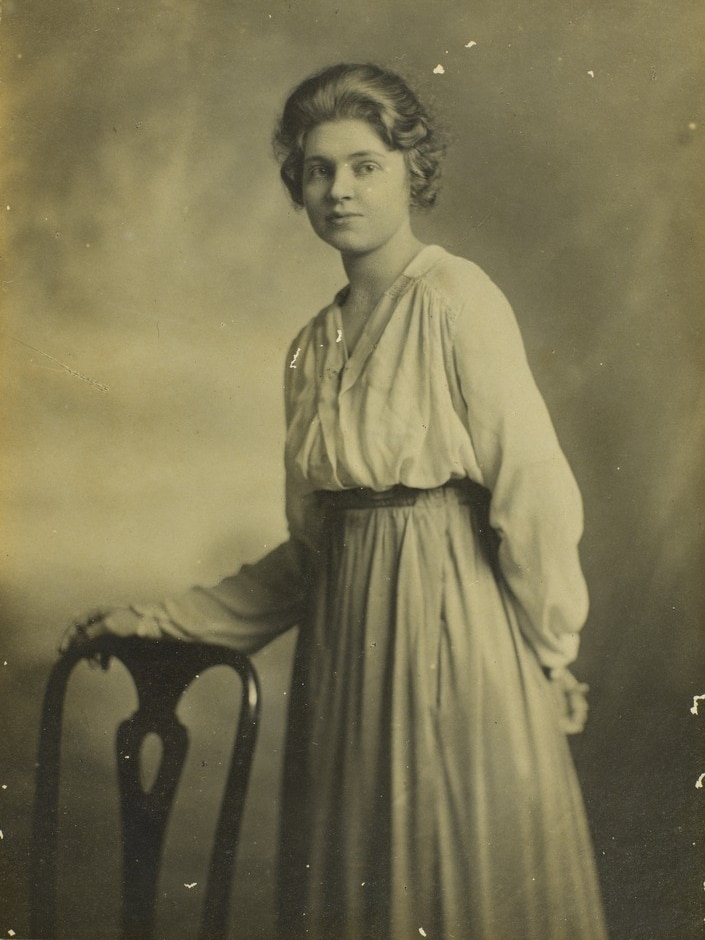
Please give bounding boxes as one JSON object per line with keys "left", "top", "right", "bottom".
{"left": 131, "top": 538, "right": 312, "bottom": 651}
{"left": 450, "top": 270, "right": 589, "bottom": 671}
{"left": 62, "top": 537, "right": 311, "bottom": 654}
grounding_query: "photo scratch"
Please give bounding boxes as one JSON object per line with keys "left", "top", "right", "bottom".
{"left": 695, "top": 774, "right": 705, "bottom": 789}
{"left": 10, "top": 337, "right": 110, "bottom": 392}
{"left": 472, "top": 199, "right": 498, "bottom": 230}
{"left": 289, "top": 346, "right": 301, "bottom": 368}
{"left": 690, "top": 694, "right": 705, "bottom": 715}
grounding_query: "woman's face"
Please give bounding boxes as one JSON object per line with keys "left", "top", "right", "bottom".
{"left": 301, "top": 118, "right": 412, "bottom": 257}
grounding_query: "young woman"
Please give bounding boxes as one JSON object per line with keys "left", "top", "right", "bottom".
{"left": 64, "top": 63, "right": 608, "bottom": 940}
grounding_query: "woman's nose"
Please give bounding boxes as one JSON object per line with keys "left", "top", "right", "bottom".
{"left": 327, "top": 164, "right": 354, "bottom": 200}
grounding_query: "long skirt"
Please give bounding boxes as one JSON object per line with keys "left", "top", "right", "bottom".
{"left": 277, "top": 482, "right": 608, "bottom": 940}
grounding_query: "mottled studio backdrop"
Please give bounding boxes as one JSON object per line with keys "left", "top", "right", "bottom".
{"left": 1, "top": 1, "right": 703, "bottom": 938}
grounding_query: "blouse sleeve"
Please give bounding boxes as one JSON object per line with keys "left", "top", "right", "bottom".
{"left": 126, "top": 344, "right": 317, "bottom": 653}
{"left": 449, "top": 271, "right": 589, "bottom": 669}
{"left": 129, "top": 538, "right": 310, "bottom": 653}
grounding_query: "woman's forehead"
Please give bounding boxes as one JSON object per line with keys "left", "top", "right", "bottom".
{"left": 303, "top": 119, "right": 392, "bottom": 159}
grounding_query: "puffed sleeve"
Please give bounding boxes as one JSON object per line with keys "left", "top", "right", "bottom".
{"left": 127, "top": 344, "right": 317, "bottom": 652}
{"left": 449, "top": 270, "right": 589, "bottom": 669}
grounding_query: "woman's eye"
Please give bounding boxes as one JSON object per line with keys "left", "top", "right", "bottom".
{"left": 356, "top": 163, "right": 379, "bottom": 175}
{"left": 307, "top": 165, "right": 329, "bottom": 180}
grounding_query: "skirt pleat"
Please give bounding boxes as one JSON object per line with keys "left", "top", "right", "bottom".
{"left": 277, "top": 486, "right": 607, "bottom": 940}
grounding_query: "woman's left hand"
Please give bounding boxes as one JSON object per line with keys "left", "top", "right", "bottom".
{"left": 546, "top": 668, "right": 590, "bottom": 734}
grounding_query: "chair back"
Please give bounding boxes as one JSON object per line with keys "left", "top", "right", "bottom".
{"left": 31, "top": 636, "right": 261, "bottom": 940}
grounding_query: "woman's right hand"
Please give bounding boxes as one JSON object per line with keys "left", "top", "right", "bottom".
{"left": 59, "top": 607, "right": 142, "bottom": 656}
{"left": 545, "top": 667, "right": 590, "bottom": 735}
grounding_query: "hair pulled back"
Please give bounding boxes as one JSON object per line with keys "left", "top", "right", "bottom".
{"left": 273, "top": 63, "right": 445, "bottom": 209}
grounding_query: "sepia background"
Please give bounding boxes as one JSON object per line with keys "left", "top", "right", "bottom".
{"left": 1, "top": 0, "right": 703, "bottom": 937}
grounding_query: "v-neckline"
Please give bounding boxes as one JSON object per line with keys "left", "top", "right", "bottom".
{"left": 332, "top": 244, "right": 444, "bottom": 373}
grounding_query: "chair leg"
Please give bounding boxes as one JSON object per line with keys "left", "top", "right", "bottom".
{"left": 30, "top": 653, "right": 81, "bottom": 940}
{"left": 198, "top": 663, "right": 260, "bottom": 940}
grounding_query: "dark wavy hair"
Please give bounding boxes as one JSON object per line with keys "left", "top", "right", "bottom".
{"left": 273, "top": 63, "right": 446, "bottom": 209}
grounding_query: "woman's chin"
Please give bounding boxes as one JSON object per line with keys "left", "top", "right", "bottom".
{"left": 317, "top": 229, "right": 368, "bottom": 253}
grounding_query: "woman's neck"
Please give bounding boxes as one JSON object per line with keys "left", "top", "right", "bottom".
{"left": 337, "top": 227, "right": 425, "bottom": 358}
{"left": 340, "top": 227, "right": 425, "bottom": 309}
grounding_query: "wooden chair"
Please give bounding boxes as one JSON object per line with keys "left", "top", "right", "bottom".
{"left": 30, "top": 635, "right": 261, "bottom": 940}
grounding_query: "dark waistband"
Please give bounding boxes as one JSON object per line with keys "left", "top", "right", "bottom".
{"left": 317, "top": 478, "right": 490, "bottom": 511}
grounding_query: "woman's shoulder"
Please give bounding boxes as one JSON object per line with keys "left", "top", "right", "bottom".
{"left": 420, "top": 247, "right": 511, "bottom": 319}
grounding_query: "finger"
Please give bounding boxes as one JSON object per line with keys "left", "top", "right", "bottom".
{"left": 563, "top": 717, "right": 586, "bottom": 735}
{"left": 59, "top": 622, "right": 83, "bottom": 654}
{"left": 565, "top": 700, "right": 589, "bottom": 734}
{"left": 568, "top": 689, "right": 589, "bottom": 712}
{"left": 80, "top": 609, "right": 109, "bottom": 627}
{"left": 59, "top": 612, "right": 109, "bottom": 654}
{"left": 563, "top": 695, "right": 588, "bottom": 732}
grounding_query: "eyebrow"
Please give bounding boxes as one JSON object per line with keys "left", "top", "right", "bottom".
{"left": 303, "top": 150, "right": 388, "bottom": 164}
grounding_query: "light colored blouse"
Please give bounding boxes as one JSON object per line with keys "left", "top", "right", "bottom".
{"left": 133, "top": 245, "right": 588, "bottom": 670}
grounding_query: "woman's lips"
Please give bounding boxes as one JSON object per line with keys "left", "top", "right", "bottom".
{"left": 327, "top": 212, "right": 363, "bottom": 223}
